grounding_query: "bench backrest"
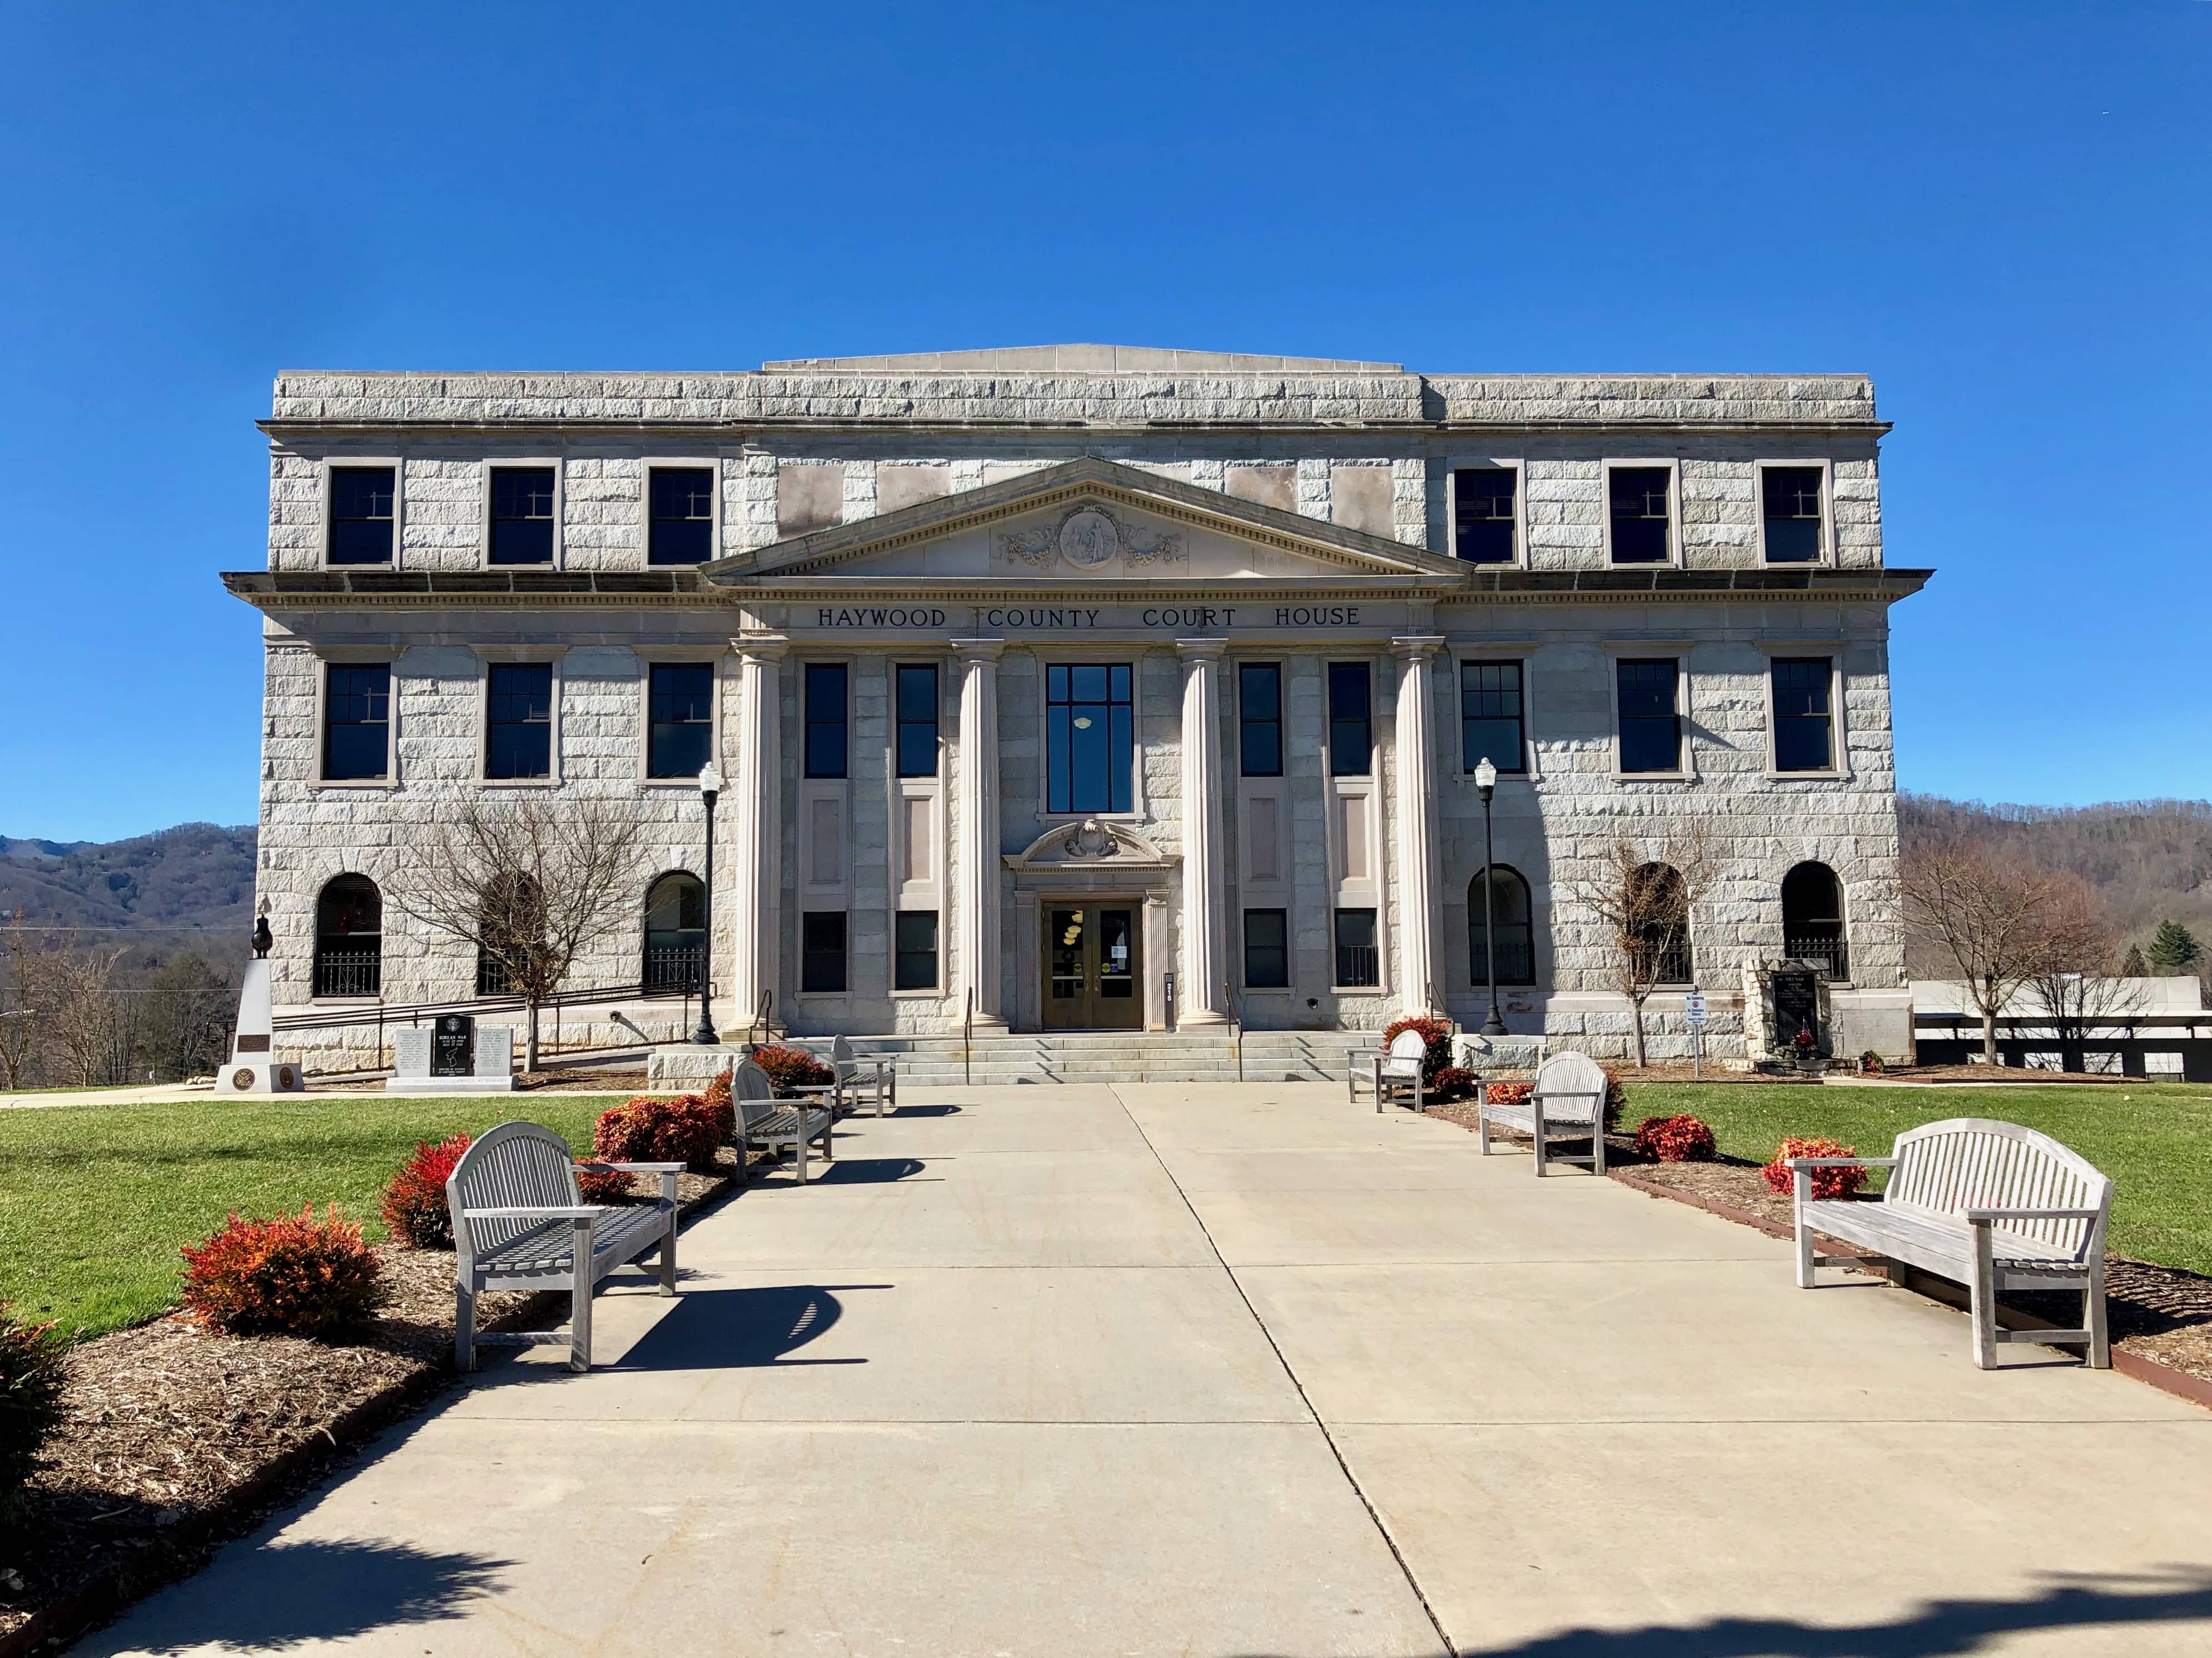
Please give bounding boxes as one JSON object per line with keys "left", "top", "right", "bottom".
{"left": 446, "top": 1121, "right": 579, "bottom": 1276}
{"left": 1532, "top": 1051, "right": 1608, "bottom": 1124}
{"left": 830, "top": 1034, "right": 859, "bottom": 1083}
{"left": 1380, "top": 1029, "right": 1429, "bottom": 1079}
{"left": 1887, "top": 1117, "right": 2112, "bottom": 1260}
{"left": 732, "top": 1057, "right": 779, "bottom": 1128}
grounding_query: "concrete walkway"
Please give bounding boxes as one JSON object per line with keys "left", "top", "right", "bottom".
{"left": 81, "top": 1083, "right": 2212, "bottom": 1656}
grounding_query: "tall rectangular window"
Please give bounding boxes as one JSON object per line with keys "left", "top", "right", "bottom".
{"left": 1452, "top": 467, "right": 1518, "bottom": 564}
{"left": 1239, "top": 662, "right": 1282, "bottom": 777}
{"left": 647, "top": 663, "right": 713, "bottom": 778}
{"left": 322, "top": 664, "right": 391, "bottom": 781}
{"left": 1334, "top": 908, "right": 1379, "bottom": 988}
{"left": 1046, "top": 663, "right": 1134, "bottom": 814}
{"left": 1617, "top": 659, "right": 1682, "bottom": 774}
{"left": 1327, "top": 661, "right": 1372, "bottom": 777}
{"left": 1761, "top": 466, "right": 1825, "bottom": 564}
{"left": 801, "top": 912, "right": 848, "bottom": 993}
{"left": 1771, "top": 657, "right": 1836, "bottom": 772}
{"left": 894, "top": 910, "right": 940, "bottom": 991}
{"left": 489, "top": 467, "right": 556, "bottom": 566}
{"left": 485, "top": 663, "right": 553, "bottom": 780}
{"left": 1244, "top": 908, "right": 1289, "bottom": 988}
{"left": 1608, "top": 466, "right": 1673, "bottom": 565}
{"left": 648, "top": 467, "right": 715, "bottom": 565}
{"left": 1460, "top": 661, "right": 1526, "bottom": 774}
{"left": 896, "top": 664, "right": 940, "bottom": 778}
{"left": 804, "top": 663, "right": 848, "bottom": 778}
{"left": 328, "top": 467, "right": 395, "bottom": 566}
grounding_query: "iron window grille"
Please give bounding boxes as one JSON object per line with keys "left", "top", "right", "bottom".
{"left": 1468, "top": 865, "right": 1537, "bottom": 986}
{"left": 1334, "top": 908, "right": 1379, "bottom": 988}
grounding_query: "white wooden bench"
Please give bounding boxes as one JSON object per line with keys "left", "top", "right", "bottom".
{"left": 445, "top": 1121, "right": 683, "bottom": 1373}
{"left": 1477, "top": 1050, "right": 1608, "bottom": 1175}
{"left": 1790, "top": 1117, "right": 2112, "bottom": 1370}
{"left": 1347, "top": 1029, "right": 1430, "bottom": 1113}
{"left": 787, "top": 1035, "right": 894, "bottom": 1118}
{"left": 732, "top": 1057, "right": 837, "bottom": 1183}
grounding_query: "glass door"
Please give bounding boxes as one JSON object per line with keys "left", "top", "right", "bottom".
{"left": 1042, "top": 905, "right": 1143, "bottom": 1029}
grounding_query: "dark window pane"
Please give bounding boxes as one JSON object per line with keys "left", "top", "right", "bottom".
{"left": 489, "top": 467, "right": 556, "bottom": 566}
{"left": 1617, "top": 659, "right": 1681, "bottom": 774}
{"left": 647, "top": 662, "right": 713, "bottom": 778}
{"left": 1469, "top": 865, "right": 1537, "bottom": 986}
{"left": 1328, "top": 661, "right": 1371, "bottom": 776}
{"left": 1334, "top": 908, "right": 1379, "bottom": 987}
{"left": 643, "top": 872, "right": 707, "bottom": 994}
{"left": 1609, "top": 466, "right": 1672, "bottom": 564}
{"left": 801, "top": 912, "right": 847, "bottom": 994}
{"left": 314, "top": 875, "right": 383, "bottom": 996}
{"left": 328, "top": 467, "right": 396, "bottom": 565}
{"left": 804, "top": 663, "right": 848, "bottom": 778}
{"left": 1244, "top": 908, "right": 1289, "bottom": 988}
{"left": 1771, "top": 657, "right": 1835, "bottom": 771}
{"left": 1239, "top": 663, "right": 1282, "bottom": 777}
{"left": 1453, "top": 468, "right": 1517, "bottom": 564}
{"left": 1460, "top": 660, "right": 1526, "bottom": 774}
{"left": 894, "top": 910, "right": 940, "bottom": 991}
{"left": 896, "top": 664, "right": 939, "bottom": 778}
{"left": 649, "top": 467, "right": 715, "bottom": 565}
{"left": 322, "top": 664, "right": 391, "bottom": 780}
{"left": 1762, "top": 466, "right": 1825, "bottom": 564}
{"left": 485, "top": 663, "right": 553, "bottom": 780}
{"left": 1046, "top": 662, "right": 1134, "bottom": 813}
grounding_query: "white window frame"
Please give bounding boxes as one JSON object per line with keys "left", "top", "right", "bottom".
{"left": 1602, "top": 457, "right": 1682, "bottom": 569}
{"left": 891, "top": 907, "right": 945, "bottom": 998}
{"left": 472, "top": 646, "right": 567, "bottom": 786}
{"left": 1452, "top": 648, "right": 1539, "bottom": 781}
{"left": 635, "top": 648, "right": 727, "bottom": 787}
{"left": 642, "top": 457, "right": 725, "bottom": 569}
{"left": 1033, "top": 648, "right": 1149, "bottom": 821}
{"left": 481, "top": 456, "right": 565, "bottom": 571}
{"left": 321, "top": 456, "right": 404, "bottom": 571}
{"left": 1445, "top": 459, "right": 1529, "bottom": 570}
{"left": 1760, "top": 648, "right": 1851, "bottom": 780}
{"left": 793, "top": 906, "right": 854, "bottom": 1001}
{"left": 1754, "top": 459, "right": 1835, "bottom": 568}
{"left": 310, "top": 649, "right": 400, "bottom": 790}
{"left": 1605, "top": 645, "right": 1697, "bottom": 782}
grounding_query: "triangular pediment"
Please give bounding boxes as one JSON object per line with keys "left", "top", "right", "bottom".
{"left": 699, "top": 457, "right": 1473, "bottom": 587}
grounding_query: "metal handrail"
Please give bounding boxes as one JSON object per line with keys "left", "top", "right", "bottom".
{"left": 1224, "top": 979, "right": 1243, "bottom": 1083}
{"left": 745, "top": 988, "right": 778, "bottom": 1050}
{"left": 963, "top": 988, "right": 975, "bottom": 1088}
{"left": 274, "top": 975, "right": 663, "bottom": 1033}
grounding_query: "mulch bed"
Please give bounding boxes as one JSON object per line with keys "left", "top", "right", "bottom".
{"left": 0, "top": 1158, "right": 736, "bottom": 1657}
{"left": 1428, "top": 1107, "right": 2212, "bottom": 1403}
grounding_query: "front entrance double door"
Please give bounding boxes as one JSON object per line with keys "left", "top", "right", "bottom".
{"left": 1043, "top": 905, "right": 1142, "bottom": 1030}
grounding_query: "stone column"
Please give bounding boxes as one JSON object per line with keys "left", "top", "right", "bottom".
{"left": 954, "top": 640, "right": 1008, "bottom": 1030}
{"left": 1392, "top": 636, "right": 1446, "bottom": 1016}
{"left": 729, "top": 634, "right": 787, "bottom": 1035}
{"left": 1176, "top": 639, "right": 1229, "bottom": 1028}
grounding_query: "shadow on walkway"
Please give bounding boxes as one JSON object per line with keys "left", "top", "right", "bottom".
{"left": 118, "top": 1538, "right": 508, "bottom": 1654}
{"left": 812, "top": 1157, "right": 938, "bottom": 1184}
{"left": 889, "top": 1103, "right": 963, "bottom": 1118}
{"left": 609, "top": 1283, "right": 891, "bottom": 1370}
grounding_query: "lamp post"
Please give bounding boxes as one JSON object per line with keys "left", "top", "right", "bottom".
{"left": 1474, "top": 756, "right": 1507, "bottom": 1037}
{"left": 691, "top": 763, "right": 724, "bottom": 1046}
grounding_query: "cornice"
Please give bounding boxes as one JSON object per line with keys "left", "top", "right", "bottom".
{"left": 259, "top": 416, "right": 1892, "bottom": 443}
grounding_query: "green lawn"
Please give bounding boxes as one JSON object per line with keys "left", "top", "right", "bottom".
{"left": 0, "top": 1096, "right": 627, "bottom": 1340}
{"left": 1624, "top": 1082, "right": 2212, "bottom": 1278}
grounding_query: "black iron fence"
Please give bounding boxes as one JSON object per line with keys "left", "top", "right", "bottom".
{"left": 1785, "top": 934, "right": 1850, "bottom": 980}
{"left": 644, "top": 946, "right": 705, "bottom": 996}
{"left": 312, "top": 947, "right": 381, "bottom": 999}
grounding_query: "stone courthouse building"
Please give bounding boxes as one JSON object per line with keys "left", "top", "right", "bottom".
{"left": 226, "top": 346, "right": 1926, "bottom": 1067}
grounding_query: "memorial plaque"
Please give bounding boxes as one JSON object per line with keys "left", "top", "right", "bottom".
{"left": 432, "top": 1014, "right": 476, "bottom": 1078}
{"left": 1771, "top": 969, "right": 1819, "bottom": 1050}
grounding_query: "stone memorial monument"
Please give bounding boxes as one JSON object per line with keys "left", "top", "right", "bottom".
{"left": 386, "top": 1012, "right": 514, "bottom": 1094}
{"left": 215, "top": 914, "right": 305, "bottom": 1094}
{"left": 1742, "top": 958, "right": 1833, "bottom": 1069}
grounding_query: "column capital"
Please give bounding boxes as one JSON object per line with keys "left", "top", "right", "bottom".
{"left": 729, "top": 633, "right": 789, "bottom": 662}
{"left": 1390, "top": 635, "right": 1447, "bottom": 663}
{"left": 1174, "top": 637, "right": 1230, "bottom": 663}
{"left": 950, "top": 638, "right": 1008, "bottom": 663}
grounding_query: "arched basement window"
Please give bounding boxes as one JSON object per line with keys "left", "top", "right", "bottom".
{"left": 1630, "top": 863, "right": 1693, "bottom": 986}
{"left": 1782, "top": 862, "right": 1848, "bottom": 980}
{"left": 314, "top": 874, "right": 382, "bottom": 998}
{"left": 1468, "top": 865, "right": 1537, "bottom": 987}
{"left": 643, "top": 872, "right": 706, "bottom": 995}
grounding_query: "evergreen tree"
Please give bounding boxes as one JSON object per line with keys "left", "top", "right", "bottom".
{"left": 2120, "top": 943, "right": 2148, "bottom": 978}
{"left": 2148, "top": 919, "right": 2203, "bottom": 974}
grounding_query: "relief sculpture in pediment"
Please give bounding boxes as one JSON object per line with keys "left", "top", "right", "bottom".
{"left": 997, "top": 504, "right": 1185, "bottom": 574}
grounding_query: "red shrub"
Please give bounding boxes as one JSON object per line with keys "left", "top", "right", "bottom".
{"left": 1762, "top": 1136, "right": 1866, "bottom": 1199}
{"left": 1483, "top": 1079, "right": 1533, "bottom": 1106}
{"left": 700, "top": 1067, "right": 736, "bottom": 1142}
{"left": 1380, "top": 1015, "right": 1454, "bottom": 1083}
{"left": 752, "top": 1044, "right": 833, "bottom": 1094}
{"left": 593, "top": 1095, "right": 721, "bottom": 1174}
{"left": 1428, "top": 1065, "right": 1478, "bottom": 1102}
{"left": 1632, "top": 1113, "right": 1716, "bottom": 1163}
{"left": 181, "top": 1206, "right": 388, "bottom": 1337}
{"left": 380, "top": 1133, "right": 471, "bottom": 1249}
{"left": 574, "top": 1163, "right": 633, "bottom": 1203}
{"left": 1, "top": 1305, "right": 65, "bottom": 1510}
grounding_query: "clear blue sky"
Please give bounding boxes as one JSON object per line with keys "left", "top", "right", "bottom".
{"left": 3, "top": 2, "right": 2206, "bottom": 842}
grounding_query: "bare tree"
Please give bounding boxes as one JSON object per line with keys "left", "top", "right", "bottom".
{"left": 1570, "top": 823, "right": 1722, "bottom": 1067}
{"left": 2021, "top": 874, "right": 2144, "bottom": 1071}
{"left": 143, "top": 952, "right": 238, "bottom": 1082}
{"left": 386, "top": 794, "right": 645, "bottom": 1071}
{"left": 1, "top": 910, "right": 45, "bottom": 1089}
{"left": 40, "top": 945, "right": 137, "bottom": 1086}
{"left": 1900, "top": 839, "right": 2076, "bottom": 1064}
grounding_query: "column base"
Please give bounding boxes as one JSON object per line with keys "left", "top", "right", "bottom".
{"left": 965, "top": 1012, "right": 1011, "bottom": 1034}
{"left": 1177, "top": 1009, "right": 1230, "bottom": 1029}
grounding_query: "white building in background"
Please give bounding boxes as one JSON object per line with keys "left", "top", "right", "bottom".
{"left": 225, "top": 346, "right": 1927, "bottom": 1068}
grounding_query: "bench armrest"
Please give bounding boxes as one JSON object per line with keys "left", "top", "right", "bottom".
{"left": 782, "top": 1081, "right": 842, "bottom": 1095}
{"left": 581, "top": 1161, "right": 685, "bottom": 1174}
{"left": 462, "top": 1205, "right": 603, "bottom": 1221}
{"left": 1966, "top": 1207, "right": 2102, "bottom": 1223}
{"left": 1786, "top": 1156, "right": 1898, "bottom": 1169}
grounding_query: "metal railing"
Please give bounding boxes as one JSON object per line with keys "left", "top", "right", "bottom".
{"left": 1224, "top": 980, "right": 1242, "bottom": 1083}
{"left": 312, "top": 948, "right": 381, "bottom": 999}
{"left": 1785, "top": 934, "right": 1850, "bottom": 980}
{"left": 1335, "top": 945, "right": 1380, "bottom": 988}
{"left": 643, "top": 946, "right": 705, "bottom": 997}
{"left": 963, "top": 988, "right": 975, "bottom": 1088}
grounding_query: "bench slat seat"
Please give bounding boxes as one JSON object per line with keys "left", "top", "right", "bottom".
{"left": 1791, "top": 1117, "right": 2112, "bottom": 1370}
{"left": 730, "top": 1057, "right": 835, "bottom": 1182}
{"left": 1478, "top": 1051, "right": 1608, "bottom": 1176}
{"left": 1347, "top": 1030, "right": 1429, "bottom": 1113}
{"left": 471, "top": 1205, "right": 673, "bottom": 1276}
